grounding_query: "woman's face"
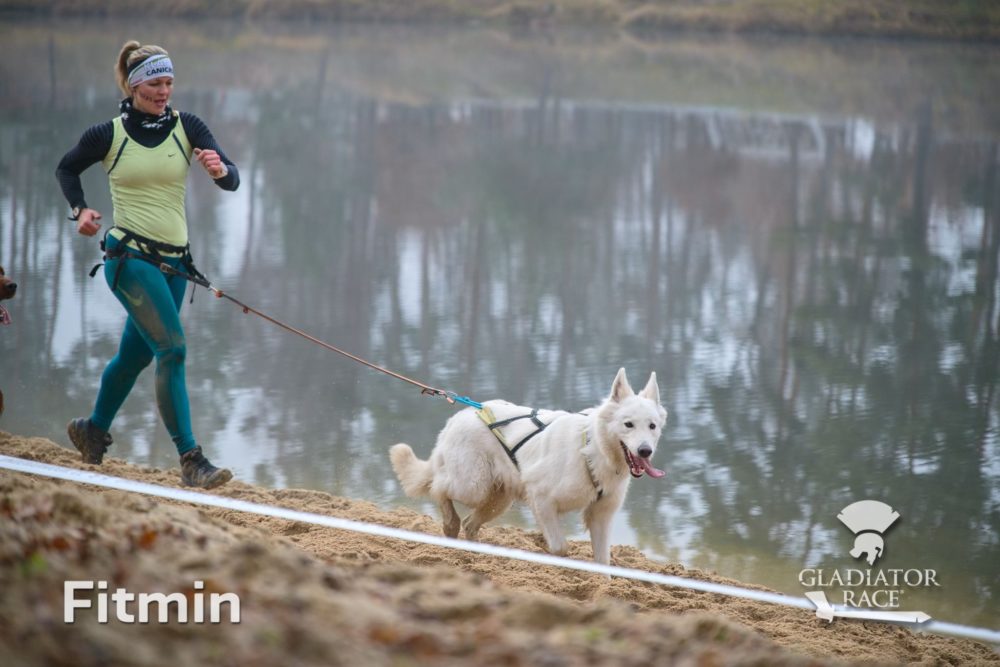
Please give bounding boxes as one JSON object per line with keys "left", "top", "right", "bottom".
{"left": 132, "top": 76, "right": 173, "bottom": 115}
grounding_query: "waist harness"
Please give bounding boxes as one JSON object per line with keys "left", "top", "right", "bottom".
{"left": 90, "top": 227, "right": 208, "bottom": 302}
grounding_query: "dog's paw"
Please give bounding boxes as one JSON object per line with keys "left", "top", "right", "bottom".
{"left": 460, "top": 517, "right": 480, "bottom": 542}
{"left": 546, "top": 541, "right": 569, "bottom": 557}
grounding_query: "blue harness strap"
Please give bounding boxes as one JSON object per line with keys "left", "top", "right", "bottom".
{"left": 446, "top": 393, "right": 483, "bottom": 409}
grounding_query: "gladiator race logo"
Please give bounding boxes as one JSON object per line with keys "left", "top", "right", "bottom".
{"left": 799, "top": 500, "right": 938, "bottom": 624}
{"left": 838, "top": 500, "right": 899, "bottom": 566}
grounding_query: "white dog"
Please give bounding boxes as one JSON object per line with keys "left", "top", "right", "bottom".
{"left": 390, "top": 368, "right": 666, "bottom": 564}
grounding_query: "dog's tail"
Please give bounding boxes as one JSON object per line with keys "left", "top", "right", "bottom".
{"left": 389, "top": 444, "right": 433, "bottom": 498}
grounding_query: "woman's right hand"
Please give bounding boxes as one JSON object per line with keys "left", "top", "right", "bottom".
{"left": 76, "top": 208, "right": 103, "bottom": 236}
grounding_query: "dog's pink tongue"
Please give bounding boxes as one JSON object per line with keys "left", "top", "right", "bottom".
{"left": 640, "top": 457, "right": 665, "bottom": 478}
{"left": 0, "top": 304, "right": 9, "bottom": 325}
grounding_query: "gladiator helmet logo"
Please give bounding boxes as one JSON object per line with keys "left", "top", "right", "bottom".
{"left": 837, "top": 500, "right": 900, "bottom": 566}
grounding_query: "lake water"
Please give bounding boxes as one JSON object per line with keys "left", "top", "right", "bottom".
{"left": 1, "top": 18, "right": 998, "bottom": 629}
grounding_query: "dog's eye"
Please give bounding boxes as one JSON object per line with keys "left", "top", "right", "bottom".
{"left": 624, "top": 421, "right": 634, "bottom": 428}
{"left": 649, "top": 423, "right": 656, "bottom": 430}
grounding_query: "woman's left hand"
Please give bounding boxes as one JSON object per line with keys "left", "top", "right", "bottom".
{"left": 193, "top": 148, "right": 228, "bottom": 179}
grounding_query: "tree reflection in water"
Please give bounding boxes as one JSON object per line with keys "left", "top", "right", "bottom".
{"left": 1, "top": 24, "right": 997, "bottom": 626}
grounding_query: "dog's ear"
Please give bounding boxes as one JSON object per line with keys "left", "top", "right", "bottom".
{"left": 640, "top": 372, "right": 660, "bottom": 404}
{"left": 610, "top": 367, "right": 634, "bottom": 403}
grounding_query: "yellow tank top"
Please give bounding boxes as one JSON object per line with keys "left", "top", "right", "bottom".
{"left": 102, "top": 111, "right": 192, "bottom": 251}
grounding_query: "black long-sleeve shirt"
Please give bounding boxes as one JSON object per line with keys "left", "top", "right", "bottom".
{"left": 56, "top": 110, "right": 240, "bottom": 211}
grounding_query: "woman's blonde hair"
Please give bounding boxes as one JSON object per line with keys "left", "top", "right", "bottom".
{"left": 115, "top": 40, "right": 169, "bottom": 97}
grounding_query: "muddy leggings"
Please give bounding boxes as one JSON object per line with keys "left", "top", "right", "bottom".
{"left": 89, "top": 234, "right": 196, "bottom": 455}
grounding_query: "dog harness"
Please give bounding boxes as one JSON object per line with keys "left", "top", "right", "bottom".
{"left": 475, "top": 406, "right": 549, "bottom": 467}
{"left": 475, "top": 406, "right": 604, "bottom": 501}
{"left": 582, "top": 429, "right": 604, "bottom": 501}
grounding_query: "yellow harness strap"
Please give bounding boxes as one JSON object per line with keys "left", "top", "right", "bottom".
{"left": 580, "top": 427, "right": 604, "bottom": 500}
{"left": 476, "top": 406, "right": 509, "bottom": 448}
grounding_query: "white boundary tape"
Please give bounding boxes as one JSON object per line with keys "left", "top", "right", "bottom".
{"left": 2, "top": 454, "right": 998, "bottom": 646}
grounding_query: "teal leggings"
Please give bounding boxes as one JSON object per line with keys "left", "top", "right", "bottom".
{"left": 90, "top": 234, "right": 196, "bottom": 455}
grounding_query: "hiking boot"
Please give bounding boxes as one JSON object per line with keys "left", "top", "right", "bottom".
{"left": 180, "top": 447, "right": 233, "bottom": 489}
{"left": 67, "top": 418, "right": 113, "bottom": 465}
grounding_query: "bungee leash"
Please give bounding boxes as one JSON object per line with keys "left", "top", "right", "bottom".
{"left": 156, "top": 262, "right": 483, "bottom": 410}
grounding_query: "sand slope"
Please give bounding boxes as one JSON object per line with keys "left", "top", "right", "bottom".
{"left": 1, "top": 432, "right": 996, "bottom": 666}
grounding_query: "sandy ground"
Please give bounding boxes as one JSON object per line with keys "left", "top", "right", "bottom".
{"left": 1, "top": 431, "right": 997, "bottom": 666}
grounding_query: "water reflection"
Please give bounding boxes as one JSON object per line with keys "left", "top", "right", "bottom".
{"left": 0, "top": 20, "right": 997, "bottom": 627}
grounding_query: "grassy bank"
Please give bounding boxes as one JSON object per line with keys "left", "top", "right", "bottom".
{"left": 1, "top": 0, "right": 999, "bottom": 41}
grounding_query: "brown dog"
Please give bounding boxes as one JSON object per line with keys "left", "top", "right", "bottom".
{"left": 0, "top": 265, "right": 14, "bottom": 315}
{"left": 0, "top": 264, "right": 15, "bottom": 416}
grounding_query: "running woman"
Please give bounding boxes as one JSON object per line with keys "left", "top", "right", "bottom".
{"left": 56, "top": 40, "right": 239, "bottom": 488}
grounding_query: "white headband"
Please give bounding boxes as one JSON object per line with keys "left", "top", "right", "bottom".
{"left": 127, "top": 54, "right": 174, "bottom": 88}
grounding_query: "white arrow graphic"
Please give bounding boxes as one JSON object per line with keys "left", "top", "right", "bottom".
{"left": 805, "top": 591, "right": 932, "bottom": 624}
